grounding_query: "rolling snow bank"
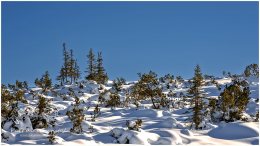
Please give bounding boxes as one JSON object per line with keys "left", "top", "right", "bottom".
{"left": 208, "top": 121, "right": 259, "bottom": 140}
{"left": 110, "top": 128, "right": 157, "bottom": 144}
{"left": 110, "top": 128, "right": 182, "bottom": 145}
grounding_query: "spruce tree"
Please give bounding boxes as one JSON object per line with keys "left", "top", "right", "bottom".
{"left": 66, "top": 95, "right": 85, "bottom": 134}
{"left": 30, "top": 94, "right": 52, "bottom": 129}
{"left": 63, "top": 43, "right": 70, "bottom": 82}
{"left": 58, "top": 43, "right": 80, "bottom": 85}
{"left": 86, "top": 48, "right": 96, "bottom": 81}
{"left": 35, "top": 71, "right": 52, "bottom": 92}
{"left": 96, "top": 52, "right": 108, "bottom": 84}
{"left": 188, "top": 65, "right": 205, "bottom": 129}
{"left": 112, "top": 77, "right": 126, "bottom": 92}
{"left": 67, "top": 49, "right": 77, "bottom": 83}
{"left": 74, "top": 60, "right": 81, "bottom": 82}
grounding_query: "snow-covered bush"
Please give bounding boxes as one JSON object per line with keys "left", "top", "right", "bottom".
{"left": 110, "top": 128, "right": 148, "bottom": 144}
{"left": 112, "top": 77, "right": 126, "bottom": 92}
{"left": 30, "top": 95, "right": 52, "bottom": 129}
{"left": 126, "top": 119, "right": 142, "bottom": 131}
{"left": 66, "top": 96, "right": 85, "bottom": 134}
{"left": 91, "top": 104, "right": 101, "bottom": 121}
{"left": 47, "top": 131, "right": 56, "bottom": 144}
{"left": 106, "top": 92, "right": 121, "bottom": 108}
{"left": 1, "top": 84, "right": 29, "bottom": 131}
{"left": 34, "top": 71, "right": 52, "bottom": 93}
{"left": 218, "top": 80, "right": 250, "bottom": 122}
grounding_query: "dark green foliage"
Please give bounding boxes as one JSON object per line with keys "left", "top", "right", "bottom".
{"left": 131, "top": 71, "right": 165, "bottom": 109}
{"left": 1, "top": 84, "right": 27, "bottom": 126}
{"left": 85, "top": 49, "right": 108, "bottom": 84}
{"left": 188, "top": 65, "right": 205, "bottom": 129}
{"left": 15, "top": 80, "right": 28, "bottom": 90}
{"left": 159, "top": 74, "right": 174, "bottom": 83}
{"left": 255, "top": 111, "right": 259, "bottom": 122}
{"left": 35, "top": 71, "right": 52, "bottom": 92}
{"left": 98, "top": 89, "right": 109, "bottom": 104}
{"left": 219, "top": 80, "right": 250, "bottom": 122}
{"left": 209, "top": 98, "right": 217, "bottom": 121}
{"left": 31, "top": 95, "right": 52, "bottom": 129}
{"left": 79, "top": 83, "right": 84, "bottom": 89}
{"left": 91, "top": 104, "right": 101, "bottom": 121}
{"left": 126, "top": 119, "right": 142, "bottom": 131}
{"left": 66, "top": 96, "right": 85, "bottom": 134}
{"left": 95, "top": 52, "right": 109, "bottom": 84}
{"left": 244, "top": 64, "right": 259, "bottom": 77}
{"left": 112, "top": 77, "right": 126, "bottom": 92}
{"left": 176, "top": 76, "right": 184, "bottom": 83}
{"left": 86, "top": 48, "right": 96, "bottom": 81}
{"left": 106, "top": 92, "right": 121, "bottom": 108}
{"left": 57, "top": 43, "right": 80, "bottom": 85}
{"left": 47, "top": 131, "right": 56, "bottom": 144}
{"left": 37, "top": 95, "right": 52, "bottom": 115}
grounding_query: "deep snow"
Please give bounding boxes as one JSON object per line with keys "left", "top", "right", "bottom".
{"left": 1, "top": 77, "right": 259, "bottom": 145}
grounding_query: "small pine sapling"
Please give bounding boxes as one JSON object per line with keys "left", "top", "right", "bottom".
{"left": 47, "top": 131, "right": 56, "bottom": 144}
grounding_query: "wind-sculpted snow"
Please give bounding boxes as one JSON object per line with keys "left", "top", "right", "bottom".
{"left": 208, "top": 121, "right": 259, "bottom": 140}
{"left": 1, "top": 77, "right": 259, "bottom": 145}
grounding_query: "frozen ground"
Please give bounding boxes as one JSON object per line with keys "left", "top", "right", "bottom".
{"left": 1, "top": 77, "right": 259, "bottom": 145}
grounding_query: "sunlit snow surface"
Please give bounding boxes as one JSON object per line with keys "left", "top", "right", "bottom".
{"left": 1, "top": 77, "right": 259, "bottom": 145}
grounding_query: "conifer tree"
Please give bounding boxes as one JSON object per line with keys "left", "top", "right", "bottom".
{"left": 219, "top": 79, "right": 250, "bottom": 122}
{"left": 1, "top": 84, "right": 27, "bottom": 125}
{"left": 35, "top": 71, "right": 52, "bottom": 92}
{"left": 30, "top": 94, "right": 52, "bottom": 129}
{"left": 57, "top": 66, "right": 65, "bottom": 86}
{"left": 244, "top": 64, "right": 259, "bottom": 77}
{"left": 107, "top": 92, "right": 121, "bottom": 108}
{"left": 96, "top": 52, "right": 108, "bottom": 84}
{"left": 86, "top": 48, "right": 96, "bottom": 81}
{"left": 58, "top": 43, "right": 80, "bottom": 85}
{"left": 63, "top": 43, "right": 70, "bottom": 82}
{"left": 66, "top": 95, "right": 85, "bottom": 134}
{"left": 74, "top": 60, "right": 80, "bottom": 82}
{"left": 131, "top": 71, "right": 165, "bottom": 109}
{"left": 188, "top": 65, "right": 205, "bottom": 129}
{"left": 112, "top": 77, "right": 126, "bottom": 92}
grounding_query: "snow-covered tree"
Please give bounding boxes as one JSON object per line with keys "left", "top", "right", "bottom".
{"left": 66, "top": 96, "right": 85, "bottom": 134}
{"left": 244, "top": 63, "right": 259, "bottom": 77}
{"left": 219, "top": 79, "right": 250, "bottom": 122}
{"left": 187, "top": 65, "right": 206, "bottom": 129}
{"left": 131, "top": 71, "right": 165, "bottom": 109}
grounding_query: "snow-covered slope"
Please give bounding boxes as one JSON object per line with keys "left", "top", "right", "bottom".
{"left": 1, "top": 77, "right": 259, "bottom": 145}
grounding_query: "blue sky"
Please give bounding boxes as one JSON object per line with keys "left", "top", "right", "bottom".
{"left": 2, "top": 2, "right": 259, "bottom": 85}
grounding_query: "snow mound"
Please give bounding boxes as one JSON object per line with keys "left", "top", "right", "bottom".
{"left": 1, "top": 129, "right": 16, "bottom": 143}
{"left": 110, "top": 128, "right": 159, "bottom": 144}
{"left": 181, "top": 129, "right": 193, "bottom": 136}
{"left": 153, "top": 137, "right": 182, "bottom": 145}
{"left": 208, "top": 122, "right": 259, "bottom": 140}
{"left": 125, "top": 109, "right": 158, "bottom": 118}
{"left": 161, "top": 117, "right": 178, "bottom": 128}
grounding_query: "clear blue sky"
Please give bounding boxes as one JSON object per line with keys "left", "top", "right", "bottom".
{"left": 2, "top": 2, "right": 259, "bottom": 85}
